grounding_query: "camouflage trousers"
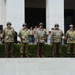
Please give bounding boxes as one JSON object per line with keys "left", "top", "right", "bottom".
{"left": 67, "top": 43, "right": 75, "bottom": 54}
{"left": 53, "top": 42, "right": 62, "bottom": 56}
{"left": 20, "top": 43, "right": 28, "bottom": 54}
{"left": 5, "top": 42, "right": 14, "bottom": 55}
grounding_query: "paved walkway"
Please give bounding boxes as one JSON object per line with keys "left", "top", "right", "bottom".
{"left": 0, "top": 58, "right": 75, "bottom": 75}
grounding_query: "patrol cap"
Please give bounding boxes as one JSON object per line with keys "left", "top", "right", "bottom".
{"left": 54, "top": 23, "right": 59, "bottom": 27}
{"left": 7, "top": 22, "right": 12, "bottom": 26}
{"left": 39, "top": 23, "right": 43, "bottom": 26}
{"left": 69, "top": 24, "right": 73, "bottom": 27}
{"left": 22, "top": 23, "right": 27, "bottom": 26}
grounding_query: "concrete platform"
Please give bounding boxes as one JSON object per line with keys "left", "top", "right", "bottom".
{"left": 0, "top": 58, "right": 75, "bottom": 75}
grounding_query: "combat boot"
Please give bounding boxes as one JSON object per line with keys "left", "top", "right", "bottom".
{"left": 5, "top": 54, "right": 8, "bottom": 58}
{"left": 20, "top": 53, "right": 23, "bottom": 58}
{"left": 10, "top": 54, "right": 14, "bottom": 58}
{"left": 25, "top": 53, "right": 29, "bottom": 58}
{"left": 36, "top": 53, "right": 40, "bottom": 58}
{"left": 41, "top": 54, "right": 44, "bottom": 58}
{"left": 37, "top": 55, "right": 40, "bottom": 58}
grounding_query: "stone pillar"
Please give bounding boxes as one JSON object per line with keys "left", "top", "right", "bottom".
{"left": 6, "top": 0, "right": 25, "bottom": 32}
{"left": 0, "top": 0, "right": 6, "bottom": 27}
{"left": 46, "top": 0, "right": 64, "bottom": 32}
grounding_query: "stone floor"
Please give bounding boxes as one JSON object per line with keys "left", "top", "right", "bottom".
{"left": 0, "top": 58, "right": 75, "bottom": 75}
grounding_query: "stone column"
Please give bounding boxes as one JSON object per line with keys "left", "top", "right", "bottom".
{"left": 46, "top": 0, "right": 64, "bottom": 32}
{"left": 6, "top": 0, "right": 25, "bottom": 32}
{"left": 0, "top": 0, "right": 6, "bottom": 27}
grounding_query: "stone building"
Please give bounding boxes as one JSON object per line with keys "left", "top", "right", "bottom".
{"left": 0, "top": 0, "right": 75, "bottom": 33}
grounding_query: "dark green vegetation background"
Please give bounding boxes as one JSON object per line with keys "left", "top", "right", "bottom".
{"left": 0, "top": 44, "right": 68, "bottom": 58}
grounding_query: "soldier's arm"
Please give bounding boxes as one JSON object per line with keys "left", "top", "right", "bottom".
{"left": 65, "top": 31, "right": 69, "bottom": 40}
{"left": 18, "top": 31, "right": 21, "bottom": 38}
{"left": 13, "top": 28, "right": 16, "bottom": 37}
{"left": 2, "top": 28, "right": 5, "bottom": 39}
{"left": 66, "top": 31, "right": 68, "bottom": 38}
{"left": 61, "top": 30, "right": 66, "bottom": 41}
{"left": 45, "top": 30, "right": 47, "bottom": 36}
{"left": 60, "top": 30, "right": 64, "bottom": 39}
{"left": 28, "top": 29, "right": 30, "bottom": 36}
{"left": 18, "top": 30, "right": 23, "bottom": 42}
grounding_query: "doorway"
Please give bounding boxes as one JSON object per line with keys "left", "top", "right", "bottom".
{"left": 25, "top": 0, "right": 46, "bottom": 28}
{"left": 64, "top": 0, "right": 75, "bottom": 33}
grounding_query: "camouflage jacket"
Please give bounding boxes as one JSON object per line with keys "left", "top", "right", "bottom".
{"left": 3, "top": 27, "right": 15, "bottom": 42}
{"left": 51, "top": 29, "right": 63, "bottom": 43}
{"left": 19, "top": 28, "right": 30, "bottom": 43}
{"left": 36, "top": 28, "right": 47, "bottom": 43}
{"left": 66, "top": 30, "right": 75, "bottom": 43}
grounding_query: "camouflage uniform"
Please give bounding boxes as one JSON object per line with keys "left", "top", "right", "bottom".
{"left": 51, "top": 24, "right": 63, "bottom": 56}
{"left": 66, "top": 29, "right": 75, "bottom": 55}
{"left": 19, "top": 23, "right": 30, "bottom": 57}
{"left": 36, "top": 23, "right": 47, "bottom": 57}
{"left": 3, "top": 22, "right": 15, "bottom": 57}
{"left": 0, "top": 32, "right": 3, "bottom": 44}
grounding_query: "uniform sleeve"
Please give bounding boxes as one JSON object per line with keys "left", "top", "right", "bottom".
{"left": 66, "top": 31, "right": 69, "bottom": 38}
{"left": 18, "top": 30, "right": 21, "bottom": 37}
{"left": 28, "top": 29, "right": 30, "bottom": 36}
{"left": 44, "top": 30, "right": 47, "bottom": 37}
{"left": 2, "top": 28, "right": 5, "bottom": 38}
{"left": 13, "top": 28, "right": 16, "bottom": 37}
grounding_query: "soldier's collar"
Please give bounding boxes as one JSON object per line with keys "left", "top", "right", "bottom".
{"left": 39, "top": 28, "right": 43, "bottom": 31}
{"left": 69, "top": 29, "right": 74, "bottom": 31}
{"left": 23, "top": 28, "right": 27, "bottom": 30}
{"left": 7, "top": 27, "right": 11, "bottom": 29}
{"left": 55, "top": 28, "right": 59, "bottom": 30}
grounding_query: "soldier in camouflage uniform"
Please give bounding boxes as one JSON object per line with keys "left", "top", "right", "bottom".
{"left": 36, "top": 23, "right": 47, "bottom": 57}
{"left": 51, "top": 24, "right": 63, "bottom": 57}
{"left": 3, "top": 22, "right": 15, "bottom": 58}
{"left": 0, "top": 30, "right": 3, "bottom": 44}
{"left": 66, "top": 25, "right": 75, "bottom": 56}
{"left": 19, "top": 23, "right": 30, "bottom": 57}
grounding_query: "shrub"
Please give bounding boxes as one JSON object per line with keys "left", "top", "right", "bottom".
{"left": 0, "top": 44, "right": 68, "bottom": 58}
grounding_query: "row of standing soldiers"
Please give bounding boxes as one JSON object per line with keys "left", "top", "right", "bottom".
{"left": 2, "top": 22, "right": 75, "bottom": 57}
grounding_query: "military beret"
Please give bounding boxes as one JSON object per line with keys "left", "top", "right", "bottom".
{"left": 39, "top": 23, "right": 43, "bottom": 26}
{"left": 22, "top": 23, "right": 27, "bottom": 26}
{"left": 54, "top": 23, "right": 59, "bottom": 27}
{"left": 69, "top": 24, "right": 73, "bottom": 27}
{"left": 7, "top": 22, "right": 12, "bottom": 25}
